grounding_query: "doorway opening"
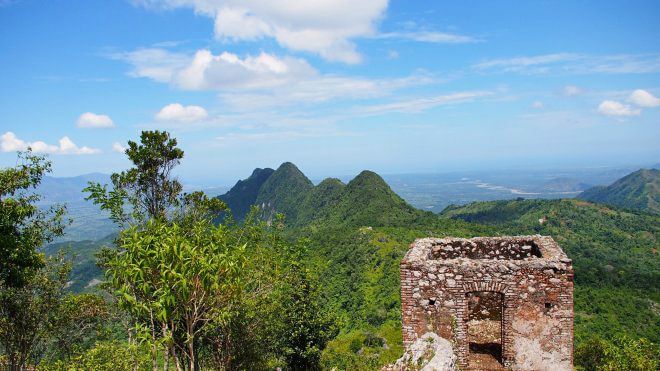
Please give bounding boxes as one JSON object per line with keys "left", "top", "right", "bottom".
{"left": 466, "top": 291, "right": 504, "bottom": 369}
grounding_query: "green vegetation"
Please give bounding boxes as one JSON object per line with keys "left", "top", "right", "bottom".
{"left": 255, "top": 162, "right": 315, "bottom": 224}
{"left": 578, "top": 168, "right": 660, "bottom": 214}
{"left": 442, "top": 198, "right": 659, "bottom": 345}
{"left": 218, "top": 167, "right": 274, "bottom": 221}
{"left": 3, "top": 136, "right": 658, "bottom": 369}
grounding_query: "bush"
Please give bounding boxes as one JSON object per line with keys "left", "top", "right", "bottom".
{"left": 575, "top": 335, "right": 659, "bottom": 371}
{"left": 43, "top": 341, "right": 150, "bottom": 371}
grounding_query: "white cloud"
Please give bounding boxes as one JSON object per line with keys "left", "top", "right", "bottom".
{"left": 359, "top": 91, "right": 493, "bottom": 114}
{"left": 112, "top": 142, "right": 127, "bottom": 153}
{"left": 1, "top": 132, "right": 101, "bottom": 154}
{"left": 155, "top": 103, "right": 208, "bottom": 122}
{"left": 115, "top": 47, "right": 437, "bottom": 111}
{"left": 474, "top": 53, "right": 660, "bottom": 75}
{"left": 76, "top": 112, "right": 115, "bottom": 128}
{"left": 110, "top": 48, "right": 191, "bottom": 83}
{"left": 563, "top": 85, "right": 583, "bottom": 96}
{"left": 532, "top": 101, "right": 544, "bottom": 109}
{"left": 597, "top": 100, "right": 640, "bottom": 117}
{"left": 377, "top": 31, "right": 476, "bottom": 43}
{"left": 629, "top": 89, "right": 660, "bottom": 107}
{"left": 117, "top": 48, "right": 316, "bottom": 91}
{"left": 133, "top": 0, "right": 388, "bottom": 64}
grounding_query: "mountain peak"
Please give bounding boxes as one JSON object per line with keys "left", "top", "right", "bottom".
{"left": 578, "top": 168, "right": 659, "bottom": 214}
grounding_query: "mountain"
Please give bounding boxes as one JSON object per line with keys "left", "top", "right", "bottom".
{"left": 218, "top": 167, "right": 274, "bottom": 221}
{"left": 36, "top": 173, "right": 118, "bottom": 241}
{"left": 255, "top": 162, "right": 315, "bottom": 224}
{"left": 295, "top": 177, "right": 346, "bottom": 224}
{"left": 577, "top": 168, "right": 660, "bottom": 214}
{"left": 218, "top": 163, "right": 434, "bottom": 228}
{"left": 311, "top": 171, "right": 434, "bottom": 228}
{"left": 43, "top": 233, "right": 116, "bottom": 293}
{"left": 37, "top": 173, "right": 110, "bottom": 203}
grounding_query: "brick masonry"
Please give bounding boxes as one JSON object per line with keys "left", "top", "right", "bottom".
{"left": 400, "top": 236, "right": 574, "bottom": 370}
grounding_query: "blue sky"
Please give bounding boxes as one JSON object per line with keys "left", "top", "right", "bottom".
{"left": 1, "top": 0, "right": 659, "bottom": 185}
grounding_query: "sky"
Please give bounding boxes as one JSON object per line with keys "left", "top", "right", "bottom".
{"left": 1, "top": 0, "right": 659, "bottom": 185}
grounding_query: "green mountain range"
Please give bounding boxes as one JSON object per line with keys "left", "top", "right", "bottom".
{"left": 44, "top": 163, "right": 659, "bottom": 368}
{"left": 218, "top": 167, "right": 275, "bottom": 221}
{"left": 218, "top": 162, "right": 434, "bottom": 227}
{"left": 578, "top": 168, "right": 660, "bottom": 214}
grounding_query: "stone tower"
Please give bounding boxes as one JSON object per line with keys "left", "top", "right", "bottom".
{"left": 400, "top": 236, "right": 573, "bottom": 370}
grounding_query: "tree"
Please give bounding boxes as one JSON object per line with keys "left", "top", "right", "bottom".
{"left": 84, "top": 130, "right": 185, "bottom": 225}
{"left": 0, "top": 254, "right": 70, "bottom": 370}
{"left": 272, "top": 240, "right": 338, "bottom": 370}
{"left": 85, "top": 131, "right": 230, "bottom": 370}
{"left": 107, "top": 219, "right": 245, "bottom": 370}
{"left": 48, "top": 293, "right": 110, "bottom": 362}
{"left": 0, "top": 150, "right": 67, "bottom": 287}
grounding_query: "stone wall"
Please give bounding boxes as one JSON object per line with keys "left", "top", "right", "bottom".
{"left": 400, "top": 236, "right": 573, "bottom": 370}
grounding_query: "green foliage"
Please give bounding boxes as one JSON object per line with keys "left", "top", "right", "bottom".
{"left": 106, "top": 219, "right": 245, "bottom": 369}
{"left": 255, "top": 162, "right": 315, "bottom": 224}
{"left": 578, "top": 168, "right": 659, "bottom": 214}
{"left": 42, "top": 234, "right": 116, "bottom": 293}
{"left": 84, "top": 130, "right": 185, "bottom": 225}
{"left": 270, "top": 242, "right": 339, "bottom": 369}
{"left": 218, "top": 167, "right": 274, "bottom": 221}
{"left": 43, "top": 341, "right": 151, "bottom": 371}
{"left": 0, "top": 254, "right": 71, "bottom": 369}
{"left": 575, "top": 334, "right": 659, "bottom": 371}
{"left": 0, "top": 150, "right": 68, "bottom": 287}
{"left": 442, "top": 198, "right": 659, "bottom": 343}
{"left": 46, "top": 293, "right": 110, "bottom": 362}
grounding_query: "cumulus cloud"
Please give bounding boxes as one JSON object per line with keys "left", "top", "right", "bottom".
{"left": 532, "top": 101, "right": 544, "bottom": 109}
{"left": 1, "top": 132, "right": 101, "bottom": 154}
{"left": 133, "top": 0, "right": 388, "bottom": 64}
{"left": 563, "top": 85, "right": 583, "bottom": 96}
{"left": 629, "top": 89, "right": 660, "bottom": 107}
{"left": 155, "top": 103, "right": 208, "bottom": 122}
{"left": 77, "top": 112, "right": 115, "bottom": 128}
{"left": 114, "top": 47, "right": 436, "bottom": 110}
{"left": 112, "top": 142, "right": 127, "bottom": 153}
{"left": 597, "top": 100, "right": 640, "bottom": 117}
{"left": 117, "top": 48, "right": 316, "bottom": 91}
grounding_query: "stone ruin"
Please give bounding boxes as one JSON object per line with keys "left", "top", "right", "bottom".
{"left": 400, "top": 236, "right": 573, "bottom": 370}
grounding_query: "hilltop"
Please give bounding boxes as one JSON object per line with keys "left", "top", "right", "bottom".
{"left": 218, "top": 163, "right": 435, "bottom": 227}
{"left": 577, "top": 168, "right": 660, "bottom": 214}
{"left": 218, "top": 167, "right": 275, "bottom": 221}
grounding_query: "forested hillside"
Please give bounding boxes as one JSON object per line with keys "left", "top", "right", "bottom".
{"left": 578, "top": 168, "right": 660, "bottom": 214}
{"left": 32, "top": 158, "right": 660, "bottom": 369}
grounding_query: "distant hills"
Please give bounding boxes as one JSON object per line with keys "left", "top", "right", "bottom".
{"left": 40, "top": 162, "right": 659, "bottom": 366}
{"left": 218, "top": 162, "right": 434, "bottom": 227}
{"left": 577, "top": 168, "right": 659, "bottom": 214}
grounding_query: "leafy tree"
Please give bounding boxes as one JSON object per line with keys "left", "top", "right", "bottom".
{"left": 84, "top": 130, "right": 185, "bottom": 225}
{"left": 272, "top": 240, "right": 338, "bottom": 370}
{"left": 107, "top": 219, "right": 245, "bottom": 370}
{"left": 0, "top": 149, "right": 67, "bottom": 287}
{"left": 47, "top": 293, "right": 110, "bottom": 362}
{"left": 0, "top": 254, "right": 70, "bottom": 370}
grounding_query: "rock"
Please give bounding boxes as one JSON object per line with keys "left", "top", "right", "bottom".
{"left": 383, "top": 332, "right": 457, "bottom": 371}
